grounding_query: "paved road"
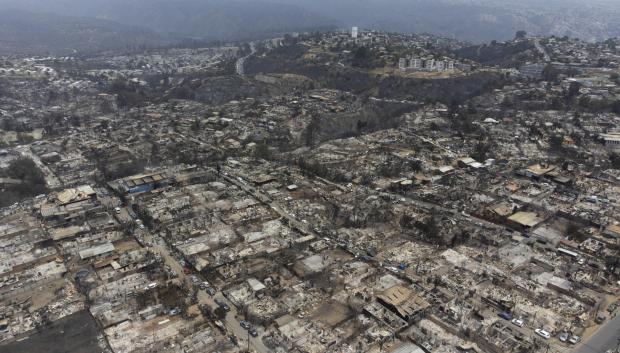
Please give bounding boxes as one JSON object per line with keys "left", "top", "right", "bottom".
{"left": 405, "top": 129, "right": 456, "bottom": 157}
{"left": 220, "top": 172, "right": 316, "bottom": 237}
{"left": 572, "top": 315, "right": 620, "bottom": 353}
{"left": 210, "top": 292, "right": 271, "bottom": 353}
{"left": 373, "top": 188, "right": 505, "bottom": 232}
{"left": 236, "top": 42, "right": 256, "bottom": 75}
{"left": 151, "top": 233, "right": 271, "bottom": 353}
{"left": 534, "top": 39, "right": 551, "bottom": 63}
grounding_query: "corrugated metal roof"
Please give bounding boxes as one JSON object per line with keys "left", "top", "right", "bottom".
{"left": 391, "top": 343, "right": 425, "bottom": 353}
{"left": 50, "top": 225, "right": 85, "bottom": 240}
{"left": 605, "top": 224, "right": 620, "bottom": 236}
{"left": 79, "top": 242, "right": 115, "bottom": 260}
{"left": 508, "top": 212, "right": 542, "bottom": 227}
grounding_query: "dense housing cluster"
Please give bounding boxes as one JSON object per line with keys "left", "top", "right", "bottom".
{"left": 0, "top": 29, "right": 619, "bottom": 353}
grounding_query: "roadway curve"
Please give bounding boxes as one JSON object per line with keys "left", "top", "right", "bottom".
{"left": 236, "top": 42, "right": 256, "bottom": 76}
{"left": 572, "top": 315, "right": 620, "bottom": 353}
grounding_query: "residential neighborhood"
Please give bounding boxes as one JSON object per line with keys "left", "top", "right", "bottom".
{"left": 0, "top": 27, "right": 619, "bottom": 353}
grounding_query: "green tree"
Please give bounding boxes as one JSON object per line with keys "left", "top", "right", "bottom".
{"left": 253, "top": 142, "right": 272, "bottom": 160}
{"left": 352, "top": 46, "right": 372, "bottom": 68}
{"left": 472, "top": 140, "right": 493, "bottom": 161}
{"left": 610, "top": 152, "right": 620, "bottom": 169}
{"left": 191, "top": 118, "right": 201, "bottom": 132}
{"left": 549, "top": 134, "right": 564, "bottom": 151}
{"left": 150, "top": 143, "right": 160, "bottom": 161}
{"left": 0, "top": 157, "right": 48, "bottom": 207}
{"left": 567, "top": 81, "right": 581, "bottom": 99}
{"left": 213, "top": 306, "right": 227, "bottom": 320}
{"left": 303, "top": 116, "right": 320, "bottom": 147}
{"left": 515, "top": 30, "right": 527, "bottom": 40}
{"left": 417, "top": 215, "right": 440, "bottom": 241}
{"left": 542, "top": 64, "right": 559, "bottom": 82}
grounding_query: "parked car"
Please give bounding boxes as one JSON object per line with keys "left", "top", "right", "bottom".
{"left": 206, "top": 287, "right": 216, "bottom": 296}
{"left": 498, "top": 311, "right": 513, "bottom": 320}
{"left": 568, "top": 335, "right": 581, "bottom": 345}
{"left": 240, "top": 320, "right": 251, "bottom": 329}
{"left": 213, "top": 320, "right": 225, "bottom": 331}
{"left": 143, "top": 282, "right": 157, "bottom": 290}
{"left": 220, "top": 303, "right": 230, "bottom": 312}
{"left": 535, "top": 329, "right": 551, "bottom": 339}
{"left": 511, "top": 318, "right": 524, "bottom": 327}
{"left": 559, "top": 332, "right": 569, "bottom": 342}
{"left": 249, "top": 328, "right": 258, "bottom": 337}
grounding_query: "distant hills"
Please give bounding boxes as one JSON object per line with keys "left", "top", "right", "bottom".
{"left": 0, "top": 0, "right": 336, "bottom": 55}
{"left": 275, "top": 0, "right": 620, "bottom": 43}
{"left": 0, "top": 0, "right": 619, "bottom": 55}
{"left": 0, "top": 10, "right": 167, "bottom": 56}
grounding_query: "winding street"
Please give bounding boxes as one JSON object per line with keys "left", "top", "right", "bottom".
{"left": 236, "top": 42, "right": 257, "bottom": 76}
{"left": 534, "top": 39, "right": 551, "bottom": 63}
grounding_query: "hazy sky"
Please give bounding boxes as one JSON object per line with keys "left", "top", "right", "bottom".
{"left": 0, "top": 0, "right": 618, "bottom": 43}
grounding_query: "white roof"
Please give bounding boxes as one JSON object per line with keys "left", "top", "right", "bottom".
{"left": 247, "top": 278, "right": 266, "bottom": 292}
{"left": 391, "top": 343, "right": 425, "bottom": 353}
{"left": 602, "top": 133, "right": 620, "bottom": 142}
{"left": 438, "top": 165, "right": 454, "bottom": 173}
{"left": 459, "top": 157, "right": 476, "bottom": 165}
{"left": 79, "top": 242, "right": 115, "bottom": 259}
{"left": 243, "top": 231, "right": 268, "bottom": 243}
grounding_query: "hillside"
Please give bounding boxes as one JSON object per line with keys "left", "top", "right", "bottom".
{"left": 245, "top": 44, "right": 504, "bottom": 105}
{"left": 0, "top": 0, "right": 336, "bottom": 41}
{"left": 0, "top": 0, "right": 619, "bottom": 54}
{"left": 275, "top": 0, "right": 620, "bottom": 42}
{"left": 455, "top": 40, "right": 539, "bottom": 67}
{"left": 0, "top": 10, "right": 167, "bottom": 55}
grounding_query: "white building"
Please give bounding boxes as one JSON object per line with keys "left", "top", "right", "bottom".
{"left": 602, "top": 133, "right": 620, "bottom": 151}
{"left": 399, "top": 58, "right": 408, "bottom": 70}
{"left": 424, "top": 59, "right": 435, "bottom": 71}
{"left": 399, "top": 57, "right": 456, "bottom": 72}
{"left": 351, "top": 27, "right": 359, "bottom": 39}
{"left": 410, "top": 58, "right": 422, "bottom": 69}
